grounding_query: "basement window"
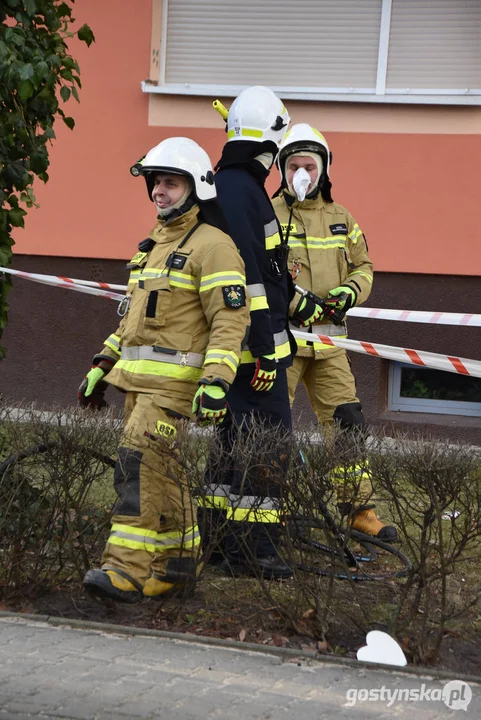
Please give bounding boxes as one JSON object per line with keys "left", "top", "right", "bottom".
{"left": 388, "top": 362, "right": 481, "bottom": 417}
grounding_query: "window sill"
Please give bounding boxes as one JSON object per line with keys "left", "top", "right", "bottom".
{"left": 141, "top": 81, "right": 481, "bottom": 106}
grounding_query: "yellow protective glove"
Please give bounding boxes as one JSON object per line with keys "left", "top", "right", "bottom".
{"left": 250, "top": 354, "right": 277, "bottom": 392}
{"left": 78, "top": 357, "right": 114, "bottom": 410}
{"left": 327, "top": 285, "right": 357, "bottom": 312}
{"left": 192, "top": 380, "right": 228, "bottom": 424}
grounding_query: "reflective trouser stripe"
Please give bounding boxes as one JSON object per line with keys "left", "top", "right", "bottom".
{"left": 227, "top": 494, "right": 281, "bottom": 523}
{"left": 331, "top": 465, "right": 371, "bottom": 485}
{"left": 196, "top": 483, "right": 230, "bottom": 509}
{"left": 107, "top": 523, "right": 201, "bottom": 552}
{"left": 227, "top": 508, "right": 281, "bottom": 523}
{"left": 121, "top": 346, "right": 205, "bottom": 367}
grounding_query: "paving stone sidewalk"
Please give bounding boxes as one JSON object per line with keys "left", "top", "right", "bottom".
{"left": 0, "top": 616, "right": 479, "bottom": 719}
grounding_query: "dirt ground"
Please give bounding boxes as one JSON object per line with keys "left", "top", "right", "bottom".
{"left": 3, "top": 566, "right": 480, "bottom": 678}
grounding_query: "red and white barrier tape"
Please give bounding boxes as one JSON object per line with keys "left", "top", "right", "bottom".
{"left": 347, "top": 306, "right": 481, "bottom": 327}
{"left": 291, "top": 328, "right": 481, "bottom": 379}
{"left": 0, "top": 267, "right": 125, "bottom": 301}
{"left": 2, "top": 267, "right": 480, "bottom": 377}
{"left": 3, "top": 267, "right": 481, "bottom": 327}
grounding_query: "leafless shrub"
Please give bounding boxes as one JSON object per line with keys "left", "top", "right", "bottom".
{"left": 0, "top": 403, "right": 120, "bottom": 599}
{"left": 2, "top": 402, "right": 481, "bottom": 668}
{"left": 368, "top": 430, "right": 481, "bottom": 664}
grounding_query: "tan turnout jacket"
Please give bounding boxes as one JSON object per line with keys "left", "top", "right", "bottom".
{"left": 99, "top": 205, "right": 250, "bottom": 411}
{"left": 272, "top": 193, "right": 373, "bottom": 357}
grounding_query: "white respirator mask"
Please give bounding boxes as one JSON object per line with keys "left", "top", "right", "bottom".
{"left": 292, "top": 167, "right": 312, "bottom": 202}
{"left": 286, "top": 152, "right": 323, "bottom": 201}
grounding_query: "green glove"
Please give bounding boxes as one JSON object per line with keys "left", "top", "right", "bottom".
{"left": 192, "top": 379, "right": 228, "bottom": 424}
{"left": 78, "top": 356, "right": 115, "bottom": 410}
{"left": 292, "top": 295, "right": 324, "bottom": 327}
{"left": 85, "top": 367, "right": 106, "bottom": 397}
{"left": 327, "top": 285, "right": 357, "bottom": 312}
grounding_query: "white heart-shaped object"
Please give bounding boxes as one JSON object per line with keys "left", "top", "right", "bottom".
{"left": 357, "top": 630, "right": 407, "bottom": 667}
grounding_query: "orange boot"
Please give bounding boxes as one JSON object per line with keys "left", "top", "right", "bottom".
{"left": 349, "top": 506, "right": 398, "bottom": 541}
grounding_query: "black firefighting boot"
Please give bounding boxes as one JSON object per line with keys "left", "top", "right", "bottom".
{"left": 83, "top": 568, "right": 142, "bottom": 604}
{"left": 220, "top": 554, "right": 292, "bottom": 580}
{"left": 338, "top": 502, "right": 398, "bottom": 542}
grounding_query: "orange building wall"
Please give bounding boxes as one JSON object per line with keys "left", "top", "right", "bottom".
{"left": 13, "top": 0, "right": 481, "bottom": 277}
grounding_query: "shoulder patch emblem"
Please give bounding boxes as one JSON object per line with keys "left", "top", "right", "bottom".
{"left": 329, "top": 223, "right": 348, "bottom": 235}
{"left": 222, "top": 285, "right": 246, "bottom": 309}
{"left": 127, "top": 251, "right": 147, "bottom": 269}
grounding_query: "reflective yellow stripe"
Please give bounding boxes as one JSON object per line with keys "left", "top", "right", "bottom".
{"left": 200, "top": 271, "right": 246, "bottom": 291}
{"left": 275, "top": 340, "right": 291, "bottom": 360}
{"left": 296, "top": 334, "right": 347, "bottom": 351}
{"left": 250, "top": 296, "right": 269, "bottom": 311}
{"left": 227, "top": 508, "right": 281, "bottom": 523}
{"left": 306, "top": 236, "right": 346, "bottom": 249}
{"left": 127, "top": 268, "right": 196, "bottom": 290}
{"left": 204, "top": 349, "right": 239, "bottom": 373}
{"left": 115, "top": 359, "right": 202, "bottom": 382}
{"left": 104, "top": 334, "right": 121, "bottom": 356}
{"left": 331, "top": 463, "right": 371, "bottom": 484}
{"left": 227, "top": 127, "right": 263, "bottom": 139}
{"left": 348, "top": 224, "right": 363, "bottom": 243}
{"left": 197, "top": 496, "right": 229, "bottom": 509}
{"left": 265, "top": 232, "right": 281, "bottom": 250}
{"left": 241, "top": 349, "right": 256, "bottom": 364}
{"left": 288, "top": 236, "right": 347, "bottom": 250}
{"left": 108, "top": 537, "right": 158, "bottom": 551}
{"left": 348, "top": 270, "right": 373, "bottom": 285}
{"left": 111, "top": 523, "right": 158, "bottom": 538}
{"left": 241, "top": 341, "right": 291, "bottom": 365}
{"left": 168, "top": 271, "right": 196, "bottom": 290}
{"left": 108, "top": 523, "right": 201, "bottom": 552}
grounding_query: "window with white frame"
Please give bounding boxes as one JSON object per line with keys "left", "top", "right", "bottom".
{"left": 143, "top": 0, "right": 481, "bottom": 104}
{"left": 388, "top": 362, "right": 481, "bottom": 417}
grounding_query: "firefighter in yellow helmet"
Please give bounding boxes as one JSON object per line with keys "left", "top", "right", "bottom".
{"left": 272, "top": 124, "right": 396, "bottom": 541}
{"left": 79, "top": 137, "right": 250, "bottom": 603}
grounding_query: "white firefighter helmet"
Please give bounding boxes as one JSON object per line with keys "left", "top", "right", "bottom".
{"left": 227, "top": 86, "right": 290, "bottom": 146}
{"left": 278, "top": 123, "right": 331, "bottom": 186}
{"left": 140, "top": 136, "right": 216, "bottom": 201}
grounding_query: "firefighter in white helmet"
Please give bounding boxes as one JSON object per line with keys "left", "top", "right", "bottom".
{"left": 80, "top": 137, "right": 250, "bottom": 603}
{"left": 273, "top": 123, "right": 396, "bottom": 541}
{"left": 199, "top": 86, "right": 295, "bottom": 578}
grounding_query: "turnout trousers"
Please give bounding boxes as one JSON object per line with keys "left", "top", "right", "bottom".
{"left": 287, "top": 349, "right": 360, "bottom": 425}
{"left": 101, "top": 392, "right": 200, "bottom": 589}
{"left": 200, "top": 368, "right": 291, "bottom": 563}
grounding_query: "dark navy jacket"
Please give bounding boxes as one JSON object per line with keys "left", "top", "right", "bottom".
{"left": 215, "top": 166, "right": 294, "bottom": 370}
